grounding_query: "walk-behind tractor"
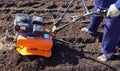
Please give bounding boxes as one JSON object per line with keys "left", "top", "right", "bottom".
{"left": 6, "top": 13, "right": 54, "bottom": 57}
{"left": 5, "top": 0, "right": 107, "bottom": 58}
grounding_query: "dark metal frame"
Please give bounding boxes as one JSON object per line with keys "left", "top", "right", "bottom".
{"left": 51, "top": 0, "right": 106, "bottom": 32}
{"left": 50, "top": 0, "right": 106, "bottom": 44}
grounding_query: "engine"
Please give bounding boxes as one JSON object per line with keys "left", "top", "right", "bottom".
{"left": 14, "top": 13, "right": 31, "bottom": 33}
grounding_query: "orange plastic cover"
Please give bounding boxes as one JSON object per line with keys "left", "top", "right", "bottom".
{"left": 16, "top": 35, "right": 53, "bottom": 57}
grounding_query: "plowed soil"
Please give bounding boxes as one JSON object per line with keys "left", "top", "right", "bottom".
{"left": 0, "top": 0, "right": 120, "bottom": 71}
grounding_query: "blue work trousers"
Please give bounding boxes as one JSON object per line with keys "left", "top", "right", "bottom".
{"left": 101, "top": 16, "right": 120, "bottom": 54}
{"left": 88, "top": 6, "right": 120, "bottom": 54}
{"left": 88, "top": 7, "right": 104, "bottom": 36}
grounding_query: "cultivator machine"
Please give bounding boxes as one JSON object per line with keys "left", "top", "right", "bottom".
{"left": 5, "top": 0, "right": 107, "bottom": 58}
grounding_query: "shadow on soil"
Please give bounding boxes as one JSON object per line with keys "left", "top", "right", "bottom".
{"left": 43, "top": 43, "right": 118, "bottom": 71}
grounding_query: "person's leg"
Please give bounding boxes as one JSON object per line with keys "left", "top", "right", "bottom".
{"left": 101, "top": 16, "right": 120, "bottom": 54}
{"left": 82, "top": 6, "right": 104, "bottom": 36}
{"left": 98, "top": 16, "right": 120, "bottom": 61}
{"left": 88, "top": 14, "right": 104, "bottom": 36}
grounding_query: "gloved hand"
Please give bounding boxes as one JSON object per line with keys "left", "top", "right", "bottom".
{"left": 107, "top": 4, "right": 120, "bottom": 17}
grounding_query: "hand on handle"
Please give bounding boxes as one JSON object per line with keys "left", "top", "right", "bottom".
{"left": 107, "top": 4, "right": 120, "bottom": 17}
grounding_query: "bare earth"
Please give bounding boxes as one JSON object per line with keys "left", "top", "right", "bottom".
{"left": 0, "top": 0, "right": 120, "bottom": 71}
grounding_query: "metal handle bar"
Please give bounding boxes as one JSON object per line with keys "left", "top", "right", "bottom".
{"left": 54, "top": 10, "right": 107, "bottom": 33}
{"left": 53, "top": 0, "right": 89, "bottom": 26}
{"left": 80, "top": 0, "right": 90, "bottom": 14}
{"left": 54, "top": 0, "right": 75, "bottom": 26}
